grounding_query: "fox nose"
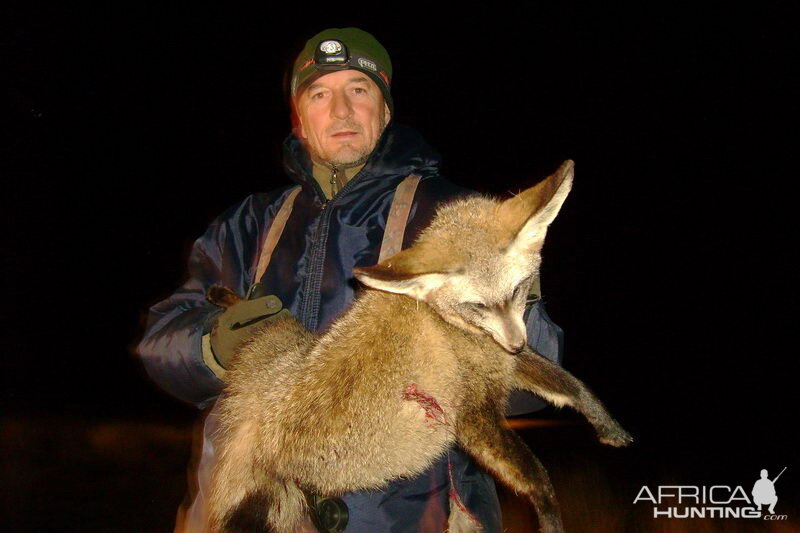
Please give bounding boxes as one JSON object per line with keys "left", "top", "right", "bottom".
{"left": 508, "top": 341, "right": 525, "bottom": 354}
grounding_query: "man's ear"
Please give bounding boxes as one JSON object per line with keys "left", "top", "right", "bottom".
{"left": 384, "top": 102, "right": 391, "bottom": 125}
{"left": 353, "top": 241, "right": 460, "bottom": 300}
{"left": 498, "top": 160, "right": 574, "bottom": 255}
{"left": 290, "top": 97, "right": 307, "bottom": 140}
{"left": 297, "top": 112, "right": 306, "bottom": 140}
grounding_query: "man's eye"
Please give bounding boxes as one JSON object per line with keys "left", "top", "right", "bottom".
{"left": 352, "top": 87, "right": 366, "bottom": 94}
{"left": 309, "top": 92, "right": 325, "bottom": 100}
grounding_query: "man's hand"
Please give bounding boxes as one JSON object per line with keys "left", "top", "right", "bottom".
{"left": 208, "top": 290, "right": 290, "bottom": 369}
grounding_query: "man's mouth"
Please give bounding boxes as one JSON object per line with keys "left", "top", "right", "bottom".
{"left": 331, "top": 130, "right": 359, "bottom": 139}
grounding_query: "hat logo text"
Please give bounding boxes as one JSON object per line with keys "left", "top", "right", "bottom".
{"left": 358, "top": 58, "right": 377, "bottom": 71}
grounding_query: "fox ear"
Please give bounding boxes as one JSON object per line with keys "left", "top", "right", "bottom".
{"left": 499, "top": 159, "right": 574, "bottom": 254}
{"left": 353, "top": 242, "right": 458, "bottom": 299}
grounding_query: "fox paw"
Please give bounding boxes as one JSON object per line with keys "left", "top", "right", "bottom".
{"left": 598, "top": 426, "right": 634, "bottom": 447}
{"left": 207, "top": 285, "right": 243, "bottom": 308}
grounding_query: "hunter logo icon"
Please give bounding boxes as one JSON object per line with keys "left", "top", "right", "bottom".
{"left": 752, "top": 467, "right": 786, "bottom": 514}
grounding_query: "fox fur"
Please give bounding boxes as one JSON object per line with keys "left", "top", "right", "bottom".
{"left": 206, "top": 160, "right": 633, "bottom": 533}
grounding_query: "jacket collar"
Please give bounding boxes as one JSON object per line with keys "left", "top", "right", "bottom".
{"left": 282, "top": 122, "right": 442, "bottom": 190}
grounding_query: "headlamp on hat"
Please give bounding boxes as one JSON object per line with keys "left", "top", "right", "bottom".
{"left": 291, "top": 28, "right": 394, "bottom": 113}
{"left": 316, "top": 40, "right": 349, "bottom": 67}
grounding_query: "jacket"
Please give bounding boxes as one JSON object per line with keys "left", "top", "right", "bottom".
{"left": 137, "top": 122, "right": 564, "bottom": 532}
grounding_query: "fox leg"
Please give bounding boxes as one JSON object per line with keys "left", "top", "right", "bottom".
{"left": 514, "top": 348, "right": 633, "bottom": 447}
{"left": 457, "top": 410, "right": 564, "bottom": 533}
{"left": 208, "top": 418, "right": 308, "bottom": 532}
{"left": 209, "top": 469, "right": 307, "bottom": 533}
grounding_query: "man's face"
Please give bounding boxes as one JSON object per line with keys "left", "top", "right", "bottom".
{"left": 295, "top": 69, "right": 390, "bottom": 168}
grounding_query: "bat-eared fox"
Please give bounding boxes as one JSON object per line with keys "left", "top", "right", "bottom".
{"left": 206, "top": 160, "right": 632, "bottom": 533}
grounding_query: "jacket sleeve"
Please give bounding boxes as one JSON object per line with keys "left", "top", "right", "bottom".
{"left": 136, "top": 193, "right": 278, "bottom": 408}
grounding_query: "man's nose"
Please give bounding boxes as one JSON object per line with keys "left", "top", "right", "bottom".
{"left": 330, "top": 91, "right": 352, "bottom": 120}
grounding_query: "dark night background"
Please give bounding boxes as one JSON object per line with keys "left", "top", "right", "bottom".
{"left": 3, "top": 3, "right": 797, "bottom": 532}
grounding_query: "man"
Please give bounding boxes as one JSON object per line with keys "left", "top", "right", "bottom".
{"left": 752, "top": 469, "right": 779, "bottom": 515}
{"left": 138, "top": 27, "right": 563, "bottom": 532}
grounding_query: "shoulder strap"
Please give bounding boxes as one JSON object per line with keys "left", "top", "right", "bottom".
{"left": 252, "top": 175, "right": 421, "bottom": 284}
{"left": 253, "top": 186, "right": 302, "bottom": 284}
{"left": 378, "top": 174, "right": 421, "bottom": 263}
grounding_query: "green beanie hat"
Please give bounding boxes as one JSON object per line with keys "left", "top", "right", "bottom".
{"left": 291, "top": 28, "right": 393, "bottom": 113}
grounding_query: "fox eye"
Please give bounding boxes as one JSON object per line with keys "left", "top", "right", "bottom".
{"left": 469, "top": 302, "right": 487, "bottom": 309}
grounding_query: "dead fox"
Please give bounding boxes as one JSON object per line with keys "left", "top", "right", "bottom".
{"left": 206, "top": 160, "right": 632, "bottom": 533}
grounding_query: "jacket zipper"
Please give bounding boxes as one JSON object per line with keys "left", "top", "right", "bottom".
{"left": 299, "top": 166, "right": 366, "bottom": 331}
{"left": 329, "top": 166, "right": 340, "bottom": 198}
